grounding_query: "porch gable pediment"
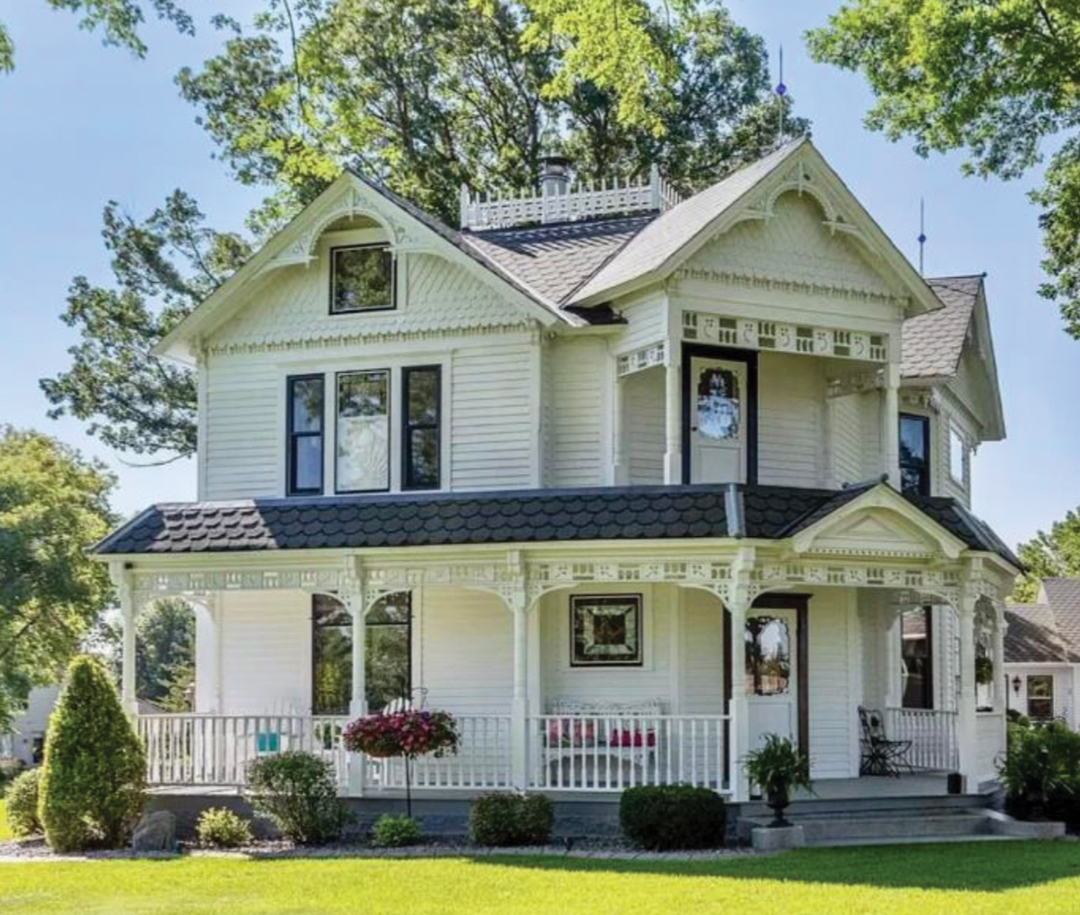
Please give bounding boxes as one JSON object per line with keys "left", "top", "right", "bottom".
{"left": 789, "top": 486, "right": 968, "bottom": 560}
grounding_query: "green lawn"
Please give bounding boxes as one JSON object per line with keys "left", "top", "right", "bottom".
{"left": 2, "top": 841, "right": 1080, "bottom": 914}
{"left": 0, "top": 801, "right": 10, "bottom": 842}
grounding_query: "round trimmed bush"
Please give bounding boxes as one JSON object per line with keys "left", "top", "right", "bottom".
{"left": 469, "top": 792, "right": 554, "bottom": 847}
{"left": 245, "top": 750, "right": 349, "bottom": 845}
{"left": 4, "top": 769, "right": 42, "bottom": 837}
{"left": 196, "top": 807, "right": 253, "bottom": 848}
{"left": 38, "top": 655, "right": 147, "bottom": 852}
{"left": 619, "top": 785, "right": 727, "bottom": 850}
{"left": 370, "top": 814, "right": 422, "bottom": 848}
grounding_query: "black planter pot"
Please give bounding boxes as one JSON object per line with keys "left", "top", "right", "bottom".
{"left": 767, "top": 787, "right": 791, "bottom": 828}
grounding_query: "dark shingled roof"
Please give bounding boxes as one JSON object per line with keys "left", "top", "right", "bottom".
{"left": 1040, "top": 579, "right": 1080, "bottom": 657}
{"left": 901, "top": 275, "right": 982, "bottom": 379}
{"left": 1004, "top": 605, "right": 1079, "bottom": 665}
{"left": 463, "top": 215, "right": 655, "bottom": 305}
{"left": 93, "top": 484, "right": 1017, "bottom": 564}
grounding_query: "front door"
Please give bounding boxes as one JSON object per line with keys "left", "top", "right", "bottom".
{"left": 688, "top": 354, "right": 748, "bottom": 484}
{"left": 745, "top": 608, "right": 798, "bottom": 751}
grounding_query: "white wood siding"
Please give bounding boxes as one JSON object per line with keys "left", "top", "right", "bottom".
{"left": 1005, "top": 665, "right": 1074, "bottom": 725}
{"left": 623, "top": 367, "right": 665, "bottom": 485}
{"left": 758, "top": 352, "right": 826, "bottom": 488}
{"left": 450, "top": 342, "right": 538, "bottom": 490}
{"left": 543, "top": 336, "right": 609, "bottom": 487}
{"left": 681, "top": 589, "right": 725, "bottom": 716}
{"left": 614, "top": 292, "right": 667, "bottom": 355}
{"left": 808, "top": 588, "right": 856, "bottom": 779}
{"left": 828, "top": 393, "right": 862, "bottom": 487}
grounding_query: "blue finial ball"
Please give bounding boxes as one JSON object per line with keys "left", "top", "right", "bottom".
{"left": 776, "top": 82, "right": 787, "bottom": 96}
{"left": 918, "top": 233, "right": 927, "bottom": 244}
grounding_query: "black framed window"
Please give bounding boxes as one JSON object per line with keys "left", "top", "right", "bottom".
{"left": 899, "top": 413, "right": 930, "bottom": 496}
{"left": 330, "top": 245, "right": 394, "bottom": 314}
{"left": 1027, "top": 675, "right": 1054, "bottom": 721}
{"left": 311, "top": 593, "right": 412, "bottom": 716}
{"left": 287, "top": 375, "right": 324, "bottom": 496}
{"left": 336, "top": 369, "right": 390, "bottom": 493}
{"left": 901, "top": 607, "right": 933, "bottom": 709}
{"left": 403, "top": 366, "right": 441, "bottom": 490}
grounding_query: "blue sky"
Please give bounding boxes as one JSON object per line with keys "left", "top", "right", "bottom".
{"left": 1, "top": 0, "right": 1077, "bottom": 552}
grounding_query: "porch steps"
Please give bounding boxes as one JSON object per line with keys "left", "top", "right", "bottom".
{"left": 736, "top": 794, "right": 1004, "bottom": 847}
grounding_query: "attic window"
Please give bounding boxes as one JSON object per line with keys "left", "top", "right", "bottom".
{"left": 330, "top": 244, "right": 395, "bottom": 314}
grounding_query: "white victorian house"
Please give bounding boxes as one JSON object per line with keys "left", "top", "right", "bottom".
{"left": 94, "top": 137, "right": 1018, "bottom": 809}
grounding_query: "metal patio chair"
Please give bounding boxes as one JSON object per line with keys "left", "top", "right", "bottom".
{"left": 858, "top": 706, "right": 914, "bottom": 777}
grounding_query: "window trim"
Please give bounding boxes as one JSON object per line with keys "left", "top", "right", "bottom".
{"left": 334, "top": 368, "right": 392, "bottom": 495}
{"left": 286, "top": 373, "right": 325, "bottom": 497}
{"left": 328, "top": 243, "right": 397, "bottom": 315}
{"left": 401, "top": 365, "right": 442, "bottom": 491}
{"left": 899, "top": 412, "right": 931, "bottom": 497}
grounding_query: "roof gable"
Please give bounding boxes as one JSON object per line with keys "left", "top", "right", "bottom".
{"left": 571, "top": 138, "right": 943, "bottom": 318}
{"left": 154, "top": 173, "right": 564, "bottom": 362}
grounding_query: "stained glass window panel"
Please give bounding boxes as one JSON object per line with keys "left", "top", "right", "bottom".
{"left": 336, "top": 370, "right": 389, "bottom": 492}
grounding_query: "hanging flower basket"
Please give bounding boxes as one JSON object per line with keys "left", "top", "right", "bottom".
{"left": 342, "top": 709, "right": 459, "bottom": 759}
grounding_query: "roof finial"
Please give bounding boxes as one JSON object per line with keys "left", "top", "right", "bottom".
{"left": 775, "top": 45, "right": 786, "bottom": 143}
{"left": 918, "top": 197, "right": 927, "bottom": 276}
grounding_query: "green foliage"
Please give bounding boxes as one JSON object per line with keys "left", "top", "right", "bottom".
{"left": 0, "top": 757, "right": 25, "bottom": 788}
{"left": 0, "top": 428, "right": 116, "bottom": 733}
{"left": 0, "top": 2, "right": 194, "bottom": 74}
{"left": 370, "top": 813, "right": 422, "bottom": 848}
{"left": 806, "top": 1, "right": 1080, "bottom": 337}
{"left": 619, "top": 784, "right": 727, "bottom": 850}
{"left": 468, "top": 792, "right": 554, "bottom": 847}
{"left": 3, "top": 769, "right": 42, "bottom": 837}
{"left": 195, "top": 807, "right": 253, "bottom": 848}
{"left": 38, "top": 656, "right": 146, "bottom": 852}
{"left": 743, "top": 734, "right": 812, "bottom": 802}
{"left": 1010, "top": 508, "right": 1080, "bottom": 601}
{"left": 136, "top": 599, "right": 195, "bottom": 710}
{"left": 245, "top": 751, "right": 349, "bottom": 845}
{"left": 1000, "top": 721, "right": 1080, "bottom": 827}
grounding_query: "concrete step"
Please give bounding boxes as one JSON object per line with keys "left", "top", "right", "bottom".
{"left": 736, "top": 793, "right": 989, "bottom": 821}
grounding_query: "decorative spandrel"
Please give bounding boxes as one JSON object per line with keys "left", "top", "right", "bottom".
{"left": 696, "top": 368, "right": 740, "bottom": 440}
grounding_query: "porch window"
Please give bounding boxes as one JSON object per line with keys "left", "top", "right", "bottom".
{"left": 336, "top": 370, "right": 390, "bottom": 493}
{"left": 311, "top": 593, "right": 413, "bottom": 716}
{"left": 900, "top": 607, "right": 933, "bottom": 709}
{"left": 899, "top": 413, "right": 930, "bottom": 496}
{"left": 1027, "top": 675, "right": 1054, "bottom": 721}
{"left": 744, "top": 616, "right": 791, "bottom": 696}
{"left": 330, "top": 244, "right": 394, "bottom": 314}
{"left": 402, "top": 366, "right": 441, "bottom": 489}
{"left": 287, "top": 375, "right": 325, "bottom": 496}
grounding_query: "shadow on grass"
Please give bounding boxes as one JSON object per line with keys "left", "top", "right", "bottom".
{"left": 457, "top": 841, "right": 1080, "bottom": 892}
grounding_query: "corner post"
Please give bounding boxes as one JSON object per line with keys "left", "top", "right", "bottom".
{"left": 506, "top": 552, "right": 530, "bottom": 789}
{"left": 111, "top": 564, "right": 139, "bottom": 716}
{"left": 881, "top": 361, "right": 900, "bottom": 486}
{"left": 727, "top": 547, "right": 755, "bottom": 802}
{"left": 663, "top": 311, "right": 682, "bottom": 485}
{"left": 956, "top": 590, "right": 979, "bottom": 790}
{"left": 343, "top": 558, "right": 367, "bottom": 797}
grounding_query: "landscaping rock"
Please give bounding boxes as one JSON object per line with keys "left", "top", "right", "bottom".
{"left": 132, "top": 811, "right": 177, "bottom": 852}
{"left": 751, "top": 825, "right": 805, "bottom": 852}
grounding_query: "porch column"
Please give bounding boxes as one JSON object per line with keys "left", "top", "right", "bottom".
{"left": 612, "top": 374, "right": 629, "bottom": 485}
{"left": 727, "top": 548, "right": 755, "bottom": 802}
{"left": 991, "top": 600, "right": 1006, "bottom": 714}
{"left": 196, "top": 594, "right": 223, "bottom": 714}
{"left": 663, "top": 350, "right": 682, "bottom": 485}
{"left": 881, "top": 361, "right": 900, "bottom": 487}
{"left": 344, "top": 580, "right": 367, "bottom": 719}
{"left": 111, "top": 565, "right": 139, "bottom": 715}
{"left": 511, "top": 601, "right": 529, "bottom": 789}
{"left": 884, "top": 605, "right": 903, "bottom": 709}
{"left": 956, "top": 595, "right": 978, "bottom": 788}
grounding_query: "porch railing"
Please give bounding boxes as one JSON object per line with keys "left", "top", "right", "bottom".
{"left": 529, "top": 714, "right": 729, "bottom": 792}
{"left": 884, "top": 707, "right": 959, "bottom": 772}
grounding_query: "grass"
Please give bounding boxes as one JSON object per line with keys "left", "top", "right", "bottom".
{"left": 0, "top": 801, "right": 10, "bottom": 842}
{"left": 2, "top": 842, "right": 1080, "bottom": 914}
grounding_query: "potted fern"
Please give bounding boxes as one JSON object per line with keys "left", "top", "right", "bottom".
{"left": 743, "top": 734, "right": 812, "bottom": 827}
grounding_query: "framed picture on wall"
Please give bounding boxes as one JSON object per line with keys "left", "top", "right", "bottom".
{"left": 570, "top": 594, "right": 643, "bottom": 667}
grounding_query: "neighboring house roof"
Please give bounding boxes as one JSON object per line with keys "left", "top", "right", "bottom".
{"left": 463, "top": 215, "right": 655, "bottom": 305}
{"left": 1005, "top": 579, "right": 1080, "bottom": 665}
{"left": 92, "top": 483, "right": 1017, "bottom": 565}
{"left": 902, "top": 275, "right": 981, "bottom": 379}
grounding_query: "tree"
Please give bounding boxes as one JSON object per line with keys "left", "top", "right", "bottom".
{"left": 0, "top": 428, "right": 116, "bottom": 733}
{"left": 136, "top": 598, "right": 195, "bottom": 710}
{"left": 1, "top": 0, "right": 194, "bottom": 73}
{"left": 806, "top": 1, "right": 1080, "bottom": 337}
{"left": 1011, "top": 508, "right": 1080, "bottom": 601}
{"left": 38, "top": 655, "right": 146, "bottom": 852}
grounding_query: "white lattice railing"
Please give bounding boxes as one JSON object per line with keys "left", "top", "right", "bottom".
{"left": 364, "top": 715, "right": 512, "bottom": 791}
{"left": 884, "top": 708, "right": 959, "bottom": 772}
{"left": 530, "top": 715, "right": 729, "bottom": 792}
{"left": 137, "top": 715, "right": 350, "bottom": 788}
{"left": 460, "top": 166, "right": 681, "bottom": 230}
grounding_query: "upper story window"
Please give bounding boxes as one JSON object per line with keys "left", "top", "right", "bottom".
{"left": 287, "top": 375, "right": 324, "bottom": 496}
{"left": 403, "top": 366, "right": 441, "bottom": 490}
{"left": 899, "top": 413, "right": 930, "bottom": 497}
{"left": 336, "top": 370, "right": 391, "bottom": 493}
{"left": 330, "top": 244, "right": 395, "bottom": 314}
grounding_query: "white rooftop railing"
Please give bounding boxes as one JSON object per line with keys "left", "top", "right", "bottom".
{"left": 460, "top": 164, "right": 682, "bottom": 230}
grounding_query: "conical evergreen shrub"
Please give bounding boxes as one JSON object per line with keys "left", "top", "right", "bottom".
{"left": 38, "top": 655, "right": 146, "bottom": 851}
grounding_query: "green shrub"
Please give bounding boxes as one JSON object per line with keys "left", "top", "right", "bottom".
{"left": 1000, "top": 721, "right": 1080, "bottom": 828}
{"left": 195, "top": 807, "right": 253, "bottom": 848}
{"left": 619, "top": 785, "right": 727, "bottom": 850}
{"left": 0, "top": 756, "right": 25, "bottom": 788}
{"left": 468, "top": 792, "right": 554, "bottom": 847}
{"left": 4, "top": 769, "right": 42, "bottom": 837}
{"left": 245, "top": 751, "right": 349, "bottom": 845}
{"left": 370, "top": 814, "right": 422, "bottom": 848}
{"left": 38, "top": 656, "right": 146, "bottom": 852}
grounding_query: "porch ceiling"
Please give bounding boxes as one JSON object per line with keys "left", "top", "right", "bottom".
{"left": 93, "top": 483, "right": 1018, "bottom": 567}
